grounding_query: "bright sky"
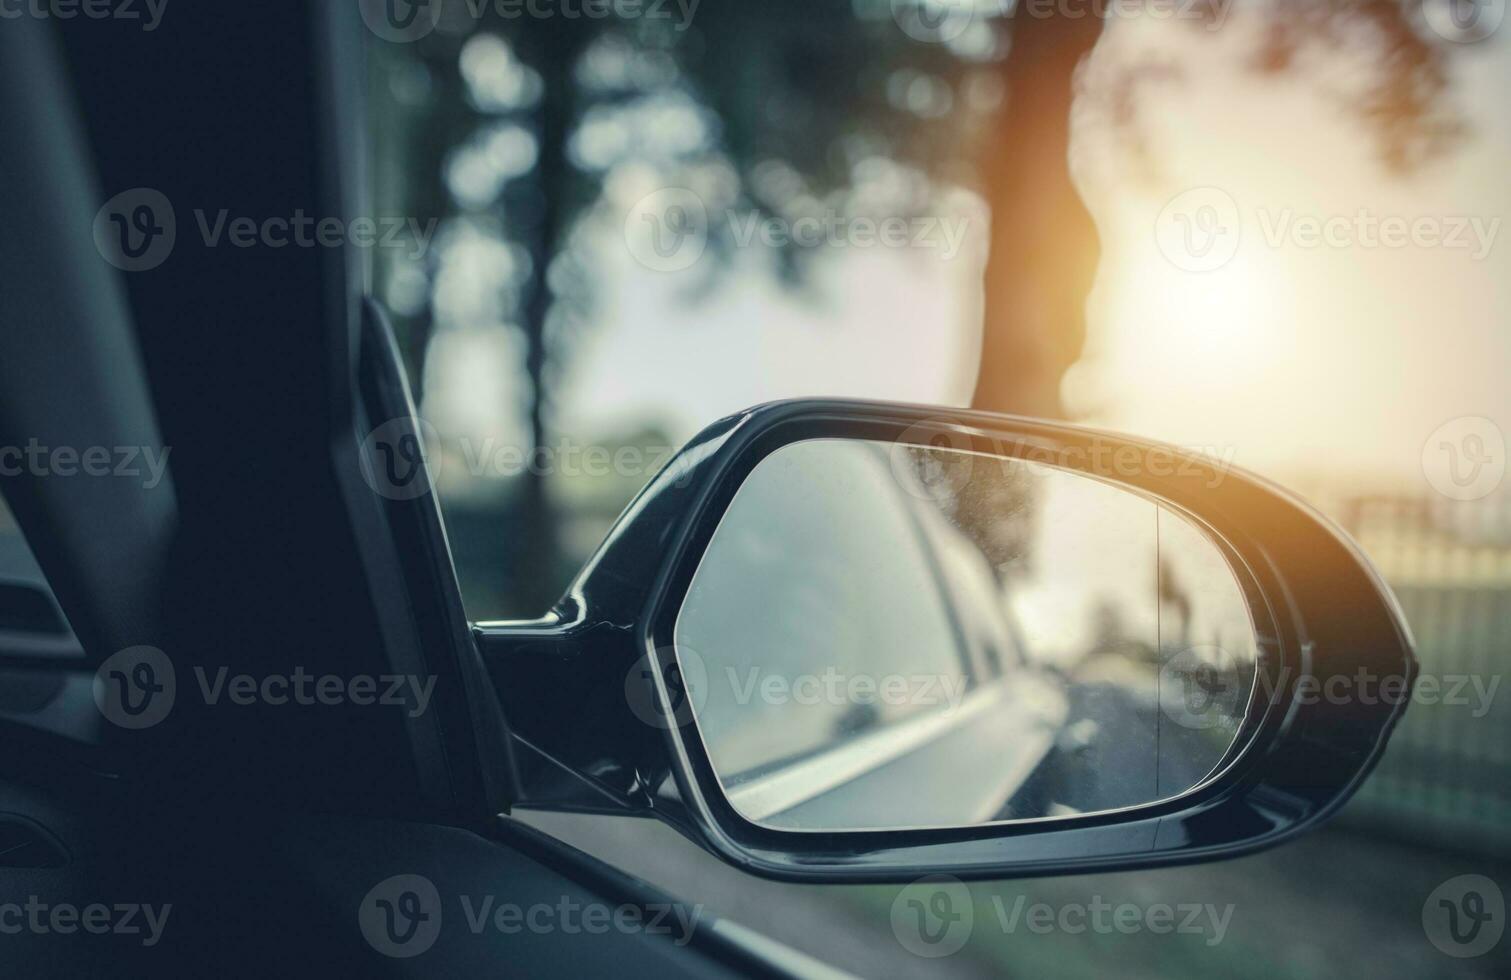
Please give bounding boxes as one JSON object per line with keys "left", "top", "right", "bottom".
{"left": 1072, "top": 9, "right": 1511, "bottom": 494}
{"left": 556, "top": 199, "right": 986, "bottom": 441}
{"left": 546, "top": 5, "right": 1508, "bottom": 501}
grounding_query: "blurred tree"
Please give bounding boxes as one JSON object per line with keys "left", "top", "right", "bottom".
{"left": 972, "top": 7, "right": 1104, "bottom": 418}
{"left": 371, "top": 0, "right": 1468, "bottom": 616}
{"left": 972, "top": 0, "right": 1463, "bottom": 416}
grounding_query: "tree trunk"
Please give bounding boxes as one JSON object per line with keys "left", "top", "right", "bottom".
{"left": 511, "top": 28, "right": 581, "bottom": 616}
{"left": 971, "top": 9, "right": 1105, "bottom": 419}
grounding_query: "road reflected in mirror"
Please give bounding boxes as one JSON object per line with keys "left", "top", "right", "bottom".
{"left": 674, "top": 438, "right": 1259, "bottom": 831}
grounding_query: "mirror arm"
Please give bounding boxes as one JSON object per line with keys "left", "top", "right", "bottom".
{"left": 506, "top": 733, "right": 648, "bottom": 815}
{"left": 475, "top": 616, "right": 669, "bottom": 818}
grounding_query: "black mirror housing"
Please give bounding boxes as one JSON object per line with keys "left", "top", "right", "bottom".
{"left": 477, "top": 399, "right": 1416, "bottom": 882}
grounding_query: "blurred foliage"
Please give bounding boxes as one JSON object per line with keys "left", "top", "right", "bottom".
{"left": 367, "top": 0, "right": 1469, "bottom": 617}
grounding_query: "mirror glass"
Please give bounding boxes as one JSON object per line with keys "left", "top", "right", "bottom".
{"left": 673, "top": 438, "right": 1259, "bottom": 831}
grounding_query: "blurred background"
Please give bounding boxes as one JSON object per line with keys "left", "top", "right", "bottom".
{"left": 357, "top": 0, "right": 1509, "bottom": 974}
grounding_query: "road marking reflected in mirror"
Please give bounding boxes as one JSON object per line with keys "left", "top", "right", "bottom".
{"left": 724, "top": 684, "right": 1051, "bottom": 823}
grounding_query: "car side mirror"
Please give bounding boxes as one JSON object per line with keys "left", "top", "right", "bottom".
{"left": 477, "top": 400, "right": 1416, "bottom": 881}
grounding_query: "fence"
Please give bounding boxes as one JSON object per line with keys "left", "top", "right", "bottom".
{"left": 1327, "top": 493, "right": 1511, "bottom": 857}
